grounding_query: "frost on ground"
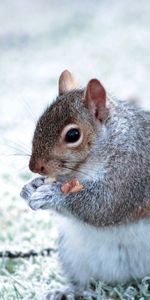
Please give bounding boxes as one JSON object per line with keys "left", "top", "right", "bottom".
{"left": 0, "top": 0, "right": 150, "bottom": 299}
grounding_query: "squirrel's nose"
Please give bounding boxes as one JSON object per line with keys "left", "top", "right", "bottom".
{"left": 29, "top": 158, "right": 47, "bottom": 175}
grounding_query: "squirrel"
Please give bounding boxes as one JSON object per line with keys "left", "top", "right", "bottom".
{"left": 21, "top": 70, "right": 150, "bottom": 300}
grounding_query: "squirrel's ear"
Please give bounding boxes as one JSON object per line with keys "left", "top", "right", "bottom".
{"left": 84, "top": 79, "right": 107, "bottom": 121}
{"left": 59, "top": 70, "right": 77, "bottom": 96}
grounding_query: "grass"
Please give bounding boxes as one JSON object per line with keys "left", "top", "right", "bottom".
{"left": 0, "top": 255, "right": 65, "bottom": 300}
{"left": 1, "top": 253, "right": 150, "bottom": 300}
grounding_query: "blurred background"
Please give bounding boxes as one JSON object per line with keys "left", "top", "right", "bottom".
{"left": 0, "top": 0, "right": 150, "bottom": 299}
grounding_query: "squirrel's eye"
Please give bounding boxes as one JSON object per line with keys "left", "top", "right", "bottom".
{"left": 65, "top": 128, "right": 80, "bottom": 143}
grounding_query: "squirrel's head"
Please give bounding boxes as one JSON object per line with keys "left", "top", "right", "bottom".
{"left": 29, "top": 70, "right": 107, "bottom": 179}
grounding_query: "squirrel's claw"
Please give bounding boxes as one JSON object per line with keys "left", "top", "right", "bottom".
{"left": 20, "top": 177, "right": 44, "bottom": 201}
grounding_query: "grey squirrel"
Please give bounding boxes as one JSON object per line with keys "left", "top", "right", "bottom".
{"left": 21, "top": 70, "right": 150, "bottom": 300}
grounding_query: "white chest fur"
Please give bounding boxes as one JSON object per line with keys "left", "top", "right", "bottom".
{"left": 58, "top": 216, "right": 150, "bottom": 284}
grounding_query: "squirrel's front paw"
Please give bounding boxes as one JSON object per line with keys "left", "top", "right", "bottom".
{"left": 25, "top": 182, "right": 61, "bottom": 210}
{"left": 20, "top": 177, "right": 44, "bottom": 202}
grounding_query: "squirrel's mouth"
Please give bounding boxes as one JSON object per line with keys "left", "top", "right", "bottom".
{"left": 29, "top": 156, "right": 62, "bottom": 176}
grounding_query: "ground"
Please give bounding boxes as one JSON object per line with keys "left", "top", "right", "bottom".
{"left": 0, "top": 0, "right": 150, "bottom": 299}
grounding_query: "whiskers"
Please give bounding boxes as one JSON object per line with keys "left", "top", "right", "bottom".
{"left": 1, "top": 138, "right": 31, "bottom": 176}
{"left": 7, "top": 153, "right": 31, "bottom": 157}
{"left": 22, "top": 98, "right": 40, "bottom": 125}
{"left": 61, "top": 160, "right": 94, "bottom": 180}
{"left": 3, "top": 138, "right": 31, "bottom": 157}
